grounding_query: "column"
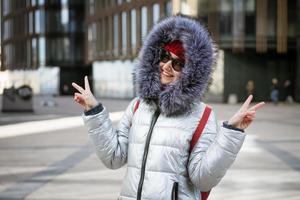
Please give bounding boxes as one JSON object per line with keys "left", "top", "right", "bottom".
{"left": 256, "top": 0, "right": 268, "bottom": 53}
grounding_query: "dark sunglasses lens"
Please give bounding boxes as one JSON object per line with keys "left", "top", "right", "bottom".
{"left": 160, "top": 49, "right": 171, "bottom": 63}
{"left": 172, "top": 60, "right": 184, "bottom": 71}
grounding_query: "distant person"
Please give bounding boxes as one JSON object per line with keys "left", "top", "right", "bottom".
{"left": 283, "top": 79, "right": 294, "bottom": 103}
{"left": 270, "top": 78, "right": 279, "bottom": 104}
{"left": 72, "top": 16, "right": 264, "bottom": 200}
{"left": 63, "top": 84, "right": 69, "bottom": 95}
{"left": 246, "top": 80, "right": 255, "bottom": 98}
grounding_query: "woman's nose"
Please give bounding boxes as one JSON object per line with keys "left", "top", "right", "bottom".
{"left": 162, "top": 61, "right": 172, "bottom": 71}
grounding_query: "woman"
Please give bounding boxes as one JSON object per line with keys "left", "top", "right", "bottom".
{"left": 72, "top": 16, "right": 264, "bottom": 200}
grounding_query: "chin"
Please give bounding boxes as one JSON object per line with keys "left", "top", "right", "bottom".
{"left": 161, "top": 79, "right": 172, "bottom": 85}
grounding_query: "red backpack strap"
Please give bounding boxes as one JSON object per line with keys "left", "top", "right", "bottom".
{"left": 133, "top": 99, "right": 140, "bottom": 114}
{"left": 189, "top": 105, "right": 212, "bottom": 200}
{"left": 189, "top": 106, "right": 212, "bottom": 153}
{"left": 201, "top": 191, "right": 211, "bottom": 200}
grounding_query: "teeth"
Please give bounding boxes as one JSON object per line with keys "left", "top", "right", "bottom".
{"left": 162, "top": 71, "right": 172, "bottom": 77}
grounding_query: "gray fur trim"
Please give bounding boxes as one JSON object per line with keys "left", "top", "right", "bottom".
{"left": 135, "top": 16, "right": 216, "bottom": 116}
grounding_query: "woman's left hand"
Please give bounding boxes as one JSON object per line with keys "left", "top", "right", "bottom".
{"left": 228, "top": 95, "right": 265, "bottom": 130}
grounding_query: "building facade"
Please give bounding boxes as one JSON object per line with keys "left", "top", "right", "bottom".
{"left": 86, "top": 0, "right": 300, "bottom": 102}
{"left": 195, "top": 0, "right": 299, "bottom": 102}
{"left": 85, "top": 0, "right": 172, "bottom": 98}
{"left": 1, "top": 0, "right": 299, "bottom": 101}
{"left": 1, "top": 0, "right": 89, "bottom": 95}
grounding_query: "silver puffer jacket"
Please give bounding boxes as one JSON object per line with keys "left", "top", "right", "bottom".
{"left": 83, "top": 16, "right": 246, "bottom": 200}
{"left": 83, "top": 98, "right": 245, "bottom": 200}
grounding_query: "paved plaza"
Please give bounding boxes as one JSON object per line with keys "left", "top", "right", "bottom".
{"left": 0, "top": 96, "right": 300, "bottom": 200}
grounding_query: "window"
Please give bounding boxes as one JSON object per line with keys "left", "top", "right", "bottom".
{"left": 141, "top": 6, "right": 147, "bottom": 41}
{"left": 32, "top": 38, "right": 37, "bottom": 66}
{"left": 35, "top": 10, "right": 40, "bottom": 33}
{"left": 131, "top": 9, "right": 137, "bottom": 49}
{"left": 63, "top": 38, "right": 70, "bottom": 60}
{"left": 89, "top": 0, "right": 95, "bottom": 15}
{"left": 114, "top": 14, "right": 119, "bottom": 56}
{"left": 27, "top": 40, "right": 31, "bottom": 67}
{"left": 122, "top": 12, "right": 127, "bottom": 55}
{"left": 245, "top": 0, "right": 256, "bottom": 38}
{"left": 61, "top": 1, "right": 69, "bottom": 32}
{"left": 38, "top": 0, "right": 45, "bottom": 6}
{"left": 28, "top": 12, "right": 33, "bottom": 34}
{"left": 165, "top": 1, "right": 172, "bottom": 16}
{"left": 3, "top": 0, "right": 11, "bottom": 15}
{"left": 220, "top": 0, "right": 232, "bottom": 36}
{"left": 267, "top": 1, "right": 276, "bottom": 38}
{"left": 31, "top": 0, "right": 36, "bottom": 6}
{"left": 39, "top": 37, "right": 46, "bottom": 66}
{"left": 153, "top": 4, "right": 160, "bottom": 25}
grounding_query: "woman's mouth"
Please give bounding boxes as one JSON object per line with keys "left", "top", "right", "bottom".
{"left": 161, "top": 70, "right": 173, "bottom": 77}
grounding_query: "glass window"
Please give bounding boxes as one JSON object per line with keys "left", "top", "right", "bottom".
{"left": 27, "top": 40, "right": 31, "bottom": 67}
{"left": 63, "top": 38, "right": 70, "bottom": 60}
{"left": 31, "top": 0, "right": 36, "bottom": 6}
{"left": 153, "top": 4, "right": 160, "bottom": 24}
{"left": 39, "top": 37, "right": 46, "bottom": 66}
{"left": 3, "top": 0, "right": 9, "bottom": 15}
{"left": 35, "top": 10, "right": 40, "bottom": 33}
{"left": 220, "top": 0, "right": 232, "bottom": 36}
{"left": 56, "top": 38, "right": 63, "bottom": 61}
{"left": 165, "top": 1, "right": 172, "bottom": 16}
{"left": 32, "top": 38, "right": 37, "bottom": 65}
{"left": 38, "top": 0, "right": 45, "bottom": 6}
{"left": 267, "top": 1, "right": 276, "bottom": 38}
{"left": 3, "top": 20, "right": 10, "bottom": 40}
{"left": 70, "top": 20, "right": 77, "bottom": 32}
{"left": 141, "top": 6, "right": 147, "bottom": 40}
{"left": 89, "top": 0, "right": 95, "bottom": 15}
{"left": 288, "top": 0, "right": 296, "bottom": 37}
{"left": 113, "top": 14, "right": 119, "bottom": 56}
{"left": 88, "top": 23, "right": 97, "bottom": 41}
{"left": 61, "top": 2, "right": 69, "bottom": 32}
{"left": 40, "top": 10, "right": 45, "bottom": 33}
{"left": 198, "top": 0, "right": 208, "bottom": 23}
{"left": 29, "top": 12, "right": 33, "bottom": 33}
{"left": 26, "top": 0, "right": 31, "bottom": 6}
{"left": 131, "top": 9, "right": 137, "bottom": 48}
{"left": 245, "top": 0, "right": 255, "bottom": 38}
{"left": 4, "top": 45, "right": 9, "bottom": 66}
{"left": 122, "top": 12, "right": 127, "bottom": 55}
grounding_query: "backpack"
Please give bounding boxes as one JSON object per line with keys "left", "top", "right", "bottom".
{"left": 133, "top": 100, "right": 212, "bottom": 200}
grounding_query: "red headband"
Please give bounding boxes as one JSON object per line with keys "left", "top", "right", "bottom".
{"left": 163, "top": 40, "right": 185, "bottom": 62}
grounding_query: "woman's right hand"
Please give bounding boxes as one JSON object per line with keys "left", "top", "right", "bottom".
{"left": 72, "top": 76, "right": 98, "bottom": 111}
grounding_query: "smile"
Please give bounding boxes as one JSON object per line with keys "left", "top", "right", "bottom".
{"left": 161, "top": 70, "right": 173, "bottom": 77}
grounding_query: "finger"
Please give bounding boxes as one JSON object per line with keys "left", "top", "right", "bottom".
{"left": 240, "top": 110, "right": 253, "bottom": 117}
{"left": 72, "top": 82, "right": 85, "bottom": 93}
{"left": 241, "top": 95, "right": 253, "bottom": 110}
{"left": 249, "top": 102, "right": 265, "bottom": 111}
{"left": 84, "top": 76, "right": 90, "bottom": 91}
{"left": 245, "top": 116, "right": 255, "bottom": 122}
{"left": 245, "top": 110, "right": 256, "bottom": 115}
{"left": 74, "top": 92, "right": 85, "bottom": 100}
{"left": 245, "top": 113, "right": 255, "bottom": 119}
{"left": 74, "top": 93, "right": 85, "bottom": 105}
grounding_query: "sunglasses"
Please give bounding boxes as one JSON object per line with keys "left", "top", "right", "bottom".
{"left": 159, "top": 48, "right": 185, "bottom": 72}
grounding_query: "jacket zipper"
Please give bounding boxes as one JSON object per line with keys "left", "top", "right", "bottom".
{"left": 136, "top": 109, "right": 160, "bottom": 200}
{"left": 171, "top": 182, "right": 178, "bottom": 200}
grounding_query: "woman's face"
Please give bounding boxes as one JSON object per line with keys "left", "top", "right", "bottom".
{"left": 159, "top": 52, "right": 183, "bottom": 85}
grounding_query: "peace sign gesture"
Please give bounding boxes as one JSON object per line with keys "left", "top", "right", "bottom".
{"left": 228, "top": 95, "right": 265, "bottom": 130}
{"left": 72, "top": 76, "right": 98, "bottom": 111}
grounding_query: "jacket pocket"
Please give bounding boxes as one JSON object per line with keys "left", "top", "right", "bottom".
{"left": 171, "top": 182, "right": 178, "bottom": 200}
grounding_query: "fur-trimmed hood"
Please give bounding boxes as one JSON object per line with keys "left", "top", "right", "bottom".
{"left": 135, "top": 16, "right": 216, "bottom": 116}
